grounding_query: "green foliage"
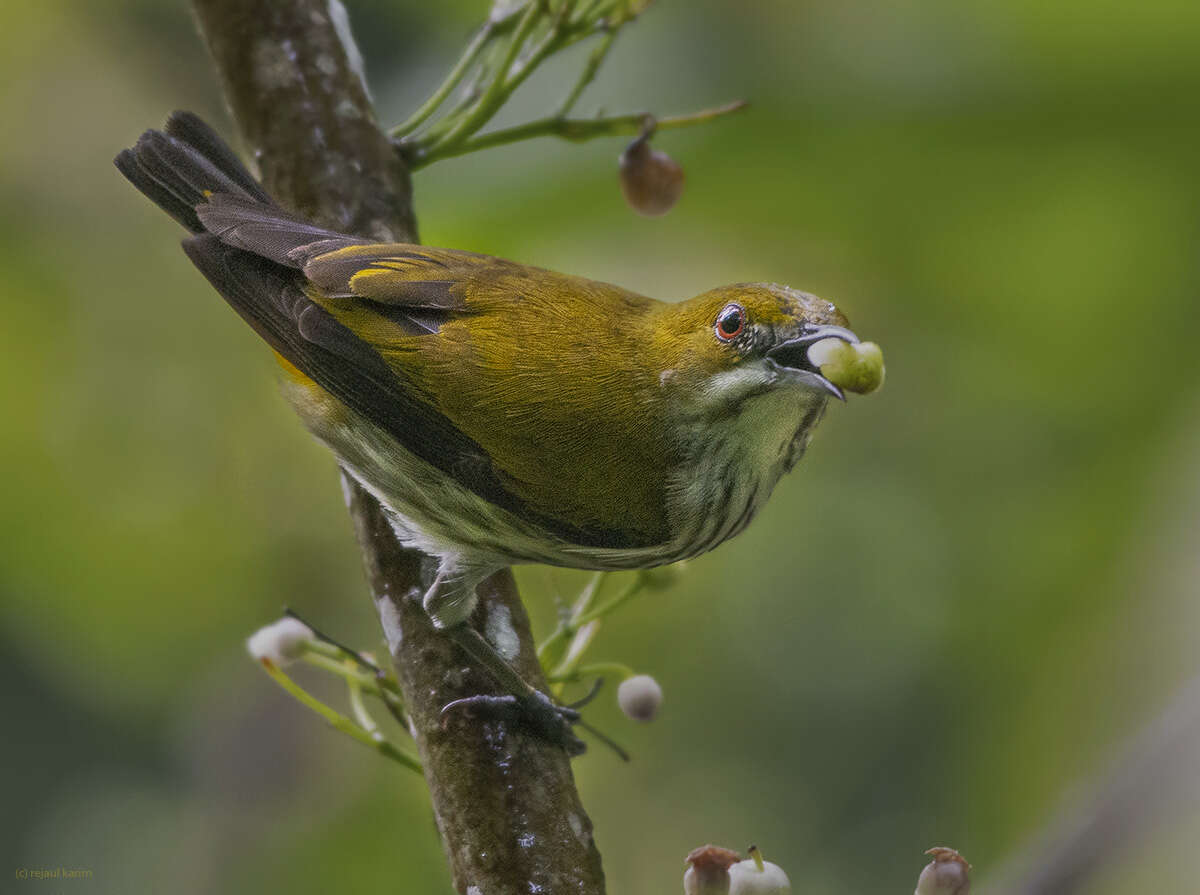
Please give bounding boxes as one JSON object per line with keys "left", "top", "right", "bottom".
{"left": 391, "top": 0, "right": 744, "bottom": 166}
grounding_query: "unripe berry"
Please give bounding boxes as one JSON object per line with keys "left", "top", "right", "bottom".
{"left": 246, "top": 617, "right": 314, "bottom": 666}
{"left": 684, "top": 845, "right": 740, "bottom": 895}
{"left": 619, "top": 131, "right": 684, "bottom": 217}
{"left": 617, "top": 674, "right": 662, "bottom": 721}
{"left": 915, "top": 847, "right": 970, "bottom": 895}
{"left": 729, "top": 846, "right": 791, "bottom": 894}
{"left": 807, "top": 337, "right": 885, "bottom": 395}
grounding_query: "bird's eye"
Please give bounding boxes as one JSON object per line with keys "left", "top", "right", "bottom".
{"left": 714, "top": 304, "right": 746, "bottom": 342}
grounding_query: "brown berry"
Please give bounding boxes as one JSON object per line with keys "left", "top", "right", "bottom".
{"left": 619, "top": 132, "right": 684, "bottom": 217}
{"left": 684, "top": 845, "right": 741, "bottom": 895}
{"left": 915, "top": 847, "right": 971, "bottom": 895}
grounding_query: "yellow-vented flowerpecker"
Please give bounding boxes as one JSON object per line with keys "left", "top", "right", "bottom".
{"left": 116, "top": 113, "right": 883, "bottom": 753}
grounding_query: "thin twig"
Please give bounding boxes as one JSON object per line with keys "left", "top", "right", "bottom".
{"left": 299, "top": 650, "right": 408, "bottom": 718}
{"left": 557, "top": 27, "right": 616, "bottom": 117}
{"left": 409, "top": 100, "right": 748, "bottom": 167}
{"left": 346, "top": 665, "right": 380, "bottom": 735}
{"left": 574, "top": 575, "right": 646, "bottom": 627}
{"left": 538, "top": 571, "right": 606, "bottom": 666}
{"left": 258, "top": 658, "right": 423, "bottom": 774}
{"left": 390, "top": 21, "right": 496, "bottom": 138}
{"left": 549, "top": 661, "right": 635, "bottom": 684}
{"left": 284, "top": 606, "right": 382, "bottom": 674}
{"left": 436, "top": 0, "right": 543, "bottom": 151}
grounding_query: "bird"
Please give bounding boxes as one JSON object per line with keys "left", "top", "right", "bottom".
{"left": 115, "top": 112, "right": 883, "bottom": 753}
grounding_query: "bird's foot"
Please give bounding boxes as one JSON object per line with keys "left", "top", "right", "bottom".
{"left": 442, "top": 689, "right": 587, "bottom": 756}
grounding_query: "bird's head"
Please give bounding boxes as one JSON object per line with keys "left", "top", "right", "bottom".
{"left": 649, "top": 283, "right": 883, "bottom": 422}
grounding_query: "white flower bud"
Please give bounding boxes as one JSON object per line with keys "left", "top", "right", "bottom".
{"left": 618, "top": 674, "right": 663, "bottom": 721}
{"left": 684, "top": 845, "right": 740, "bottom": 895}
{"left": 915, "top": 847, "right": 970, "bottom": 895}
{"left": 729, "top": 849, "right": 791, "bottom": 895}
{"left": 246, "top": 617, "right": 314, "bottom": 666}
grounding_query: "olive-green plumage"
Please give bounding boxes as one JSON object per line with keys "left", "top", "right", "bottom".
{"left": 304, "top": 249, "right": 844, "bottom": 544}
{"left": 116, "top": 112, "right": 881, "bottom": 634}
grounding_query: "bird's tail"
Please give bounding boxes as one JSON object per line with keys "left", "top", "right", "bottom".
{"left": 114, "top": 112, "right": 376, "bottom": 401}
{"left": 114, "top": 111, "right": 278, "bottom": 234}
{"left": 114, "top": 111, "right": 354, "bottom": 266}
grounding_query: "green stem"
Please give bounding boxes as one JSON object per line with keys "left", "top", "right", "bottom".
{"left": 556, "top": 27, "right": 615, "bottom": 117}
{"left": 411, "top": 99, "right": 748, "bottom": 167}
{"left": 498, "top": 6, "right": 590, "bottom": 101}
{"left": 258, "top": 658, "right": 422, "bottom": 774}
{"left": 749, "top": 845, "right": 766, "bottom": 873}
{"left": 390, "top": 21, "right": 496, "bottom": 138}
{"left": 412, "top": 75, "right": 489, "bottom": 145}
{"left": 574, "top": 574, "right": 646, "bottom": 627}
{"left": 549, "top": 619, "right": 600, "bottom": 681}
{"left": 346, "top": 668, "right": 379, "bottom": 736}
{"left": 437, "top": 0, "right": 544, "bottom": 151}
{"left": 300, "top": 632, "right": 379, "bottom": 670}
{"left": 301, "top": 639, "right": 406, "bottom": 705}
{"left": 300, "top": 651, "right": 404, "bottom": 708}
{"left": 547, "top": 576, "right": 644, "bottom": 689}
{"left": 537, "top": 571, "right": 606, "bottom": 665}
{"left": 548, "top": 661, "right": 634, "bottom": 684}
{"left": 541, "top": 571, "right": 650, "bottom": 692}
{"left": 426, "top": 3, "right": 602, "bottom": 159}
{"left": 571, "top": 570, "right": 607, "bottom": 618}
{"left": 569, "top": 0, "right": 606, "bottom": 27}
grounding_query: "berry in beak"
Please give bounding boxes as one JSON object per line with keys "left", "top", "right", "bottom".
{"left": 766, "top": 323, "right": 861, "bottom": 400}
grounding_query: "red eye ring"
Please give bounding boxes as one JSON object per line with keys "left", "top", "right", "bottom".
{"left": 714, "top": 303, "right": 746, "bottom": 342}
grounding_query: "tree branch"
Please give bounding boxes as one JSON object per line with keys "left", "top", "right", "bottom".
{"left": 190, "top": 2, "right": 605, "bottom": 891}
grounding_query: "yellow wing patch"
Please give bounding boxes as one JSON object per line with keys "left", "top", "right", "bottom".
{"left": 302, "top": 243, "right": 496, "bottom": 307}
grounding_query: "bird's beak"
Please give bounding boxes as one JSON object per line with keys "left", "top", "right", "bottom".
{"left": 765, "top": 323, "right": 860, "bottom": 402}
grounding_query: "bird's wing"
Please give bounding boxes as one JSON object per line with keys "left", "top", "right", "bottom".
{"left": 298, "top": 241, "right": 520, "bottom": 337}
{"left": 298, "top": 243, "right": 675, "bottom": 548}
{"left": 299, "top": 242, "right": 493, "bottom": 304}
{"left": 119, "top": 118, "right": 640, "bottom": 549}
{"left": 184, "top": 234, "right": 637, "bottom": 550}
{"left": 180, "top": 235, "right": 487, "bottom": 474}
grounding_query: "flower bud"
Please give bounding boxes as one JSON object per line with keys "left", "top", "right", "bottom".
{"left": 915, "top": 847, "right": 970, "bottom": 895}
{"left": 729, "top": 846, "right": 791, "bottom": 894}
{"left": 617, "top": 674, "right": 663, "bottom": 721}
{"left": 807, "top": 337, "right": 885, "bottom": 395}
{"left": 246, "top": 617, "right": 314, "bottom": 666}
{"left": 684, "top": 845, "right": 740, "bottom": 895}
{"left": 619, "top": 132, "right": 684, "bottom": 217}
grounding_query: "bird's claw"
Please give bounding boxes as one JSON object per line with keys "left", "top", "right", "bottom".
{"left": 441, "top": 689, "right": 587, "bottom": 756}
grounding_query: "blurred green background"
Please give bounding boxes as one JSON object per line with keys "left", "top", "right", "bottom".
{"left": 3, "top": 1, "right": 1200, "bottom": 892}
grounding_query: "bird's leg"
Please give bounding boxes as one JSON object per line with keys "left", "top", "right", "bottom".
{"left": 441, "top": 624, "right": 586, "bottom": 756}
{"left": 422, "top": 561, "right": 586, "bottom": 756}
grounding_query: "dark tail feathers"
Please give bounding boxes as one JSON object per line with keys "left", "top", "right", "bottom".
{"left": 115, "top": 112, "right": 355, "bottom": 265}
{"left": 115, "top": 111, "right": 274, "bottom": 233}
